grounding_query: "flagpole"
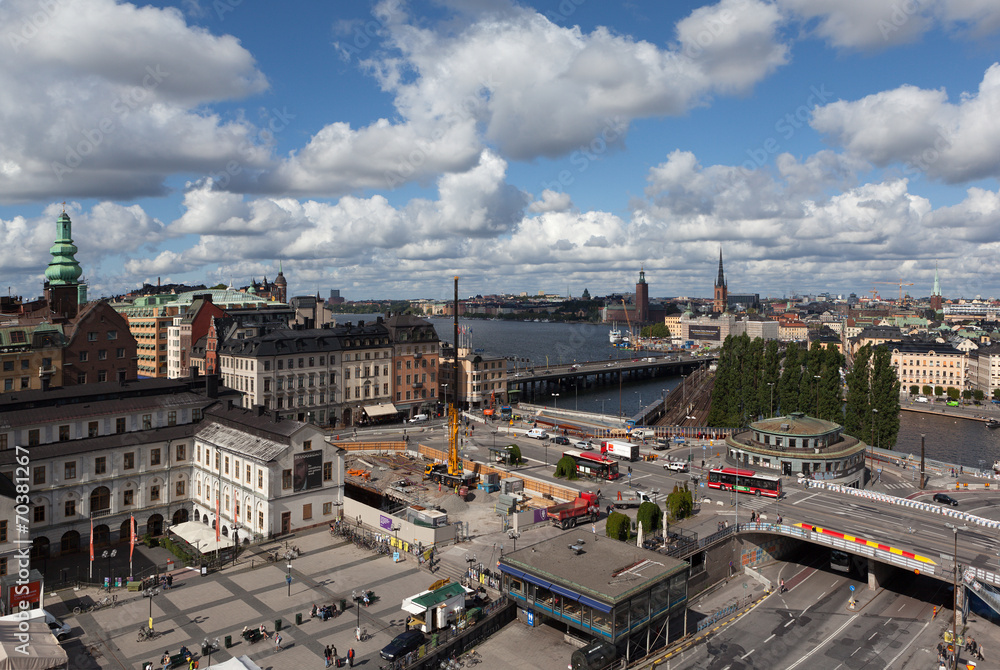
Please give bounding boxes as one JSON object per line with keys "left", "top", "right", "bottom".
{"left": 89, "top": 516, "right": 94, "bottom": 581}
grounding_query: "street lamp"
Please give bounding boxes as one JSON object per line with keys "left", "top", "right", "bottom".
{"left": 101, "top": 549, "right": 117, "bottom": 591}
{"left": 813, "top": 374, "right": 821, "bottom": 417}
{"left": 944, "top": 522, "right": 968, "bottom": 670}
{"left": 552, "top": 393, "right": 560, "bottom": 410}
{"left": 507, "top": 530, "right": 520, "bottom": 553}
{"left": 203, "top": 637, "right": 219, "bottom": 667}
{"left": 286, "top": 559, "right": 292, "bottom": 597}
{"left": 144, "top": 586, "right": 158, "bottom": 632}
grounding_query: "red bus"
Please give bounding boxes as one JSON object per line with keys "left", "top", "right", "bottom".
{"left": 707, "top": 467, "right": 781, "bottom": 498}
{"left": 562, "top": 449, "right": 620, "bottom": 480}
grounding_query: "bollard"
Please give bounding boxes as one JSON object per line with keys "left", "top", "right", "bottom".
{"left": 225, "top": 635, "right": 232, "bottom": 648}
{"left": 275, "top": 618, "right": 282, "bottom": 632}
{"left": 296, "top": 612, "right": 302, "bottom": 625}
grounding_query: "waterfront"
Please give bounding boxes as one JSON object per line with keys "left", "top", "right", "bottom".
{"left": 897, "top": 411, "right": 1000, "bottom": 470}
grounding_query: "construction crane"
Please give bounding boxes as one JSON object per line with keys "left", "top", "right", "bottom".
{"left": 426, "top": 276, "right": 476, "bottom": 489}
{"left": 873, "top": 281, "right": 915, "bottom": 304}
{"left": 621, "top": 298, "right": 635, "bottom": 350}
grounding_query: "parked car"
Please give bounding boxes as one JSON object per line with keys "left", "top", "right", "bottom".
{"left": 526, "top": 428, "right": 549, "bottom": 439}
{"left": 380, "top": 630, "right": 425, "bottom": 661}
{"left": 915, "top": 396, "right": 929, "bottom": 403}
{"left": 653, "top": 438, "right": 670, "bottom": 451}
{"left": 553, "top": 436, "right": 570, "bottom": 445}
{"left": 933, "top": 493, "right": 959, "bottom": 506}
{"left": 574, "top": 440, "right": 594, "bottom": 450}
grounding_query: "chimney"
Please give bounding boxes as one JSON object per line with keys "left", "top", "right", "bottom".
{"left": 273, "top": 411, "right": 281, "bottom": 424}
{"left": 226, "top": 399, "right": 233, "bottom": 411}
{"left": 257, "top": 405, "right": 266, "bottom": 416}
{"left": 189, "top": 365, "right": 199, "bottom": 379}
{"left": 206, "top": 374, "right": 219, "bottom": 399}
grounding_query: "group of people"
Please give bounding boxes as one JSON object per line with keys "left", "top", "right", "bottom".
{"left": 965, "top": 636, "right": 986, "bottom": 661}
{"left": 322, "top": 644, "right": 354, "bottom": 667}
{"left": 310, "top": 603, "right": 338, "bottom": 621}
{"left": 159, "top": 646, "right": 194, "bottom": 670}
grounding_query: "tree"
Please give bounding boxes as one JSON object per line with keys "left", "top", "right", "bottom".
{"left": 923, "top": 385, "right": 933, "bottom": 397}
{"left": 843, "top": 345, "right": 872, "bottom": 440}
{"left": 640, "top": 323, "right": 670, "bottom": 338}
{"left": 909, "top": 385, "right": 919, "bottom": 395}
{"left": 758, "top": 340, "right": 782, "bottom": 417}
{"left": 554, "top": 456, "right": 578, "bottom": 479}
{"left": 870, "top": 345, "right": 901, "bottom": 449}
{"left": 708, "top": 336, "right": 741, "bottom": 426}
{"left": 934, "top": 386, "right": 945, "bottom": 397}
{"left": 799, "top": 342, "right": 825, "bottom": 415}
{"left": 974, "top": 389, "right": 985, "bottom": 402}
{"left": 507, "top": 444, "right": 522, "bottom": 465}
{"left": 778, "top": 343, "right": 802, "bottom": 415}
{"left": 636, "top": 501, "right": 662, "bottom": 534}
{"left": 605, "top": 512, "right": 630, "bottom": 541}
{"left": 962, "top": 390, "right": 973, "bottom": 400}
{"left": 947, "top": 387, "right": 960, "bottom": 401}
{"left": 666, "top": 484, "right": 694, "bottom": 521}
{"left": 994, "top": 388, "right": 1000, "bottom": 400}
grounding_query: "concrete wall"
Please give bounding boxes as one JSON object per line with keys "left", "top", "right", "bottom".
{"left": 343, "top": 497, "right": 457, "bottom": 549}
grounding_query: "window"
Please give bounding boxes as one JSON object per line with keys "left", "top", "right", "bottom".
{"left": 142, "top": 414, "right": 152, "bottom": 430}
{"left": 87, "top": 332, "right": 98, "bottom": 342}
{"left": 88, "top": 421, "right": 99, "bottom": 438}
{"left": 258, "top": 510, "right": 264, "bottom": 530}
{"left": 224, "top": 456, "right": 229, "bottom": 475}
{"left": 97, "top": 370, "right": 107, "bottom": 383}
{"left": 59, "top": 425, "right": 70, "bottom": 441}
{"left": 258, "top": 469, "right": 263, "bottom": 488}
{"left": 4, "top": 380, "right": 12, "bottom": 391}
{"left": 246, "top": 464, "right": 251, "bottom": 482}
{"left": 65, "top": 499, "right": 76, "bottom": 517}
{"left": 116, "top": 417, "right": 126, "bottom": 434}
{"left": 20, "top": 377, "right": 28, "bottom": 389}
{"left": 193, "top": 408, "right": 202, "bottom": 421}
{"left": 123, "top": 490, "right": 134, "bottom": 505}
{"left": 107, "top": 330, "right": 117, "bottom": 340}
{"left": 150, "top": 485, "right": 160, "bottom": 501}
{"left": 95, "top": 457, "right": 107, "bottom": 474}
{"left": 0, "top": 559, "right": 6, "bottom": 576}
{"left": 98, "top": 349, "right": 107, "bottom": 361}
{"left": 323, "top": 462, "right": 333, "bottom": 481}
{"left": 303, "top": 440, "right": 312, "bottom": 451}
{"left": 78, "top": 351, "right": 88, "bottom": 362}
{"left": 0, "top": 521, "right": 6, "bottom": 543}
{"left": 33, "top": 466, "right": 44, "bottom": 485}
{"left": 167, "top": 411, "right": 176, "bottom": 426}
{"left": 33, "top": 506, "right": 44, "bottom": 523}
{"left": 176, "top": 443, "right": 186, "bottom": 460}
{"left": 0, "top": 435, "right": 6, "bottom": 451}
{"left": 303, "top": 504, "right": 312, "bottom": 520}
{"left": 117, "top": 347, "right": 125, "bottom": 358}
{"left": 124, "top": 452, "right": 135, "bottom": 470}
{"left": 215, "top": 452, "right": 220, "bottom": 470}
{"left": 323, "top": 502, "right": 332, "bottom": 515}
{"left": 150, "top": 448, "right": 161, "bottom": 466}
{"left": 281, "top": 469, "right": 292, "bottom": 489}
{"left": 176, "top": 480, "right": 185, "bottom": 496}
{"left": 64, "top": 462, "right": 76, "bottom": 479}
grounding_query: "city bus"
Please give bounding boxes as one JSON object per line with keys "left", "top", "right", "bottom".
{"left": 707, "top": 467, "right": 781, "bottom": 498}
{"left": 562, "top": 450, "right": 620, "bottom": 481}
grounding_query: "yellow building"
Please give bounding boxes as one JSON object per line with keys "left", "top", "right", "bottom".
{"left": 890, "top": 342, "right": 966, "bottom": 394}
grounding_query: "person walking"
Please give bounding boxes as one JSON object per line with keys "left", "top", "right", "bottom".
{"left": 274, "top": 633, "right": 282, "bottom": 651}
{"left": 324, "top": 645, "right": 331, "bottom": 668}
{"left": 347, "top": 647, "right": 355, "bottom": 668}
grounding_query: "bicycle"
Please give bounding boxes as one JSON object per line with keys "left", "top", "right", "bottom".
{"left": 136, "top": 625, "right": 157, "bottom": 642}
{"left": 463, "top": 650, "right": 482, "bottom": 666}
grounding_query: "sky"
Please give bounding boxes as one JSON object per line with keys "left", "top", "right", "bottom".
{"left": 3, "top": 0, "right": 1000, "bottom": 302}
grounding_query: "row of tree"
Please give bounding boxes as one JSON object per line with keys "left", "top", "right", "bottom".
{"left": 706, "top": 336, "right": 901, "bottom": 448}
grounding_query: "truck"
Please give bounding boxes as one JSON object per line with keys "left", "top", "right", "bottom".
{"left": 632, "top": 429, "right": 656, "bottom": 440}
{"left": 601, "top": 440, "right": 639, "bottom": 462}
{"left": 612, "top": 490, "right": 656, "bottom": 509}
{"left": 425, "top": 463, "right": 477, "bottom": 489}
{"left": 547, "top": 491, "right": 600, "bottom": 530}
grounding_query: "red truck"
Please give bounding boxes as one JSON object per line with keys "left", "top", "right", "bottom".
{"left": 547, "top": 491, "right": 600, "bottom": 530}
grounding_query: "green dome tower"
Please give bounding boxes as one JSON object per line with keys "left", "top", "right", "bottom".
{"left": 44, "top": 210, "right": 85, "bottom": 317}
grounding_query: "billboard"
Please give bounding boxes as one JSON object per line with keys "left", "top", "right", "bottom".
{"left": 293, "top": 451, "right": 323, "bottom": 491}
{"left": 689, "top": 326, "right": 721, "bottom": 341}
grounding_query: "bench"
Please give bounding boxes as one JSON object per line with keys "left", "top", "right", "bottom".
{"left": 127, "top": 581, "right": 143, "bottom": 592}
{"left": 241, "top": 629, "right": 265, "bottom": 644}
{"left": 162, "top": 651, "right": 193, "bottom": 669}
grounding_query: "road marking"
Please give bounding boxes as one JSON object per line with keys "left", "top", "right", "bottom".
{"left": 785, "top": 614, "right": 858, "bottom": 670}
{"left": 784, "top": 619, "right": 795, "bottom": 627}
{"left": 764, "top": 634, "right": 775, "bottom": 644}
{"left": 869, "top": 632, "right": 878, "bottom": 640}
{"left": 740, "top": 649, "right": 755, "bottom": 660}
{"left": 792, "top": 493, "right": 821, "bottom": 506}
{"left": 885, "top": 616, "right": 933, "bottom": 668}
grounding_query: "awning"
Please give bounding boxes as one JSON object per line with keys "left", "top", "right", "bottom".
{"left": 364, "top": 403, "right": 399, "bottom": 418}
{"left": 170, "top": 520, "right": 236, "bottom": 554}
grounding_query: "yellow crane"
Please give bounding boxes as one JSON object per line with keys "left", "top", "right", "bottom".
{"left": 621, "top": 298, "right": 635, "bottom": 350}
{"left": 873, "top": 281, "right": 915, "bottom": 304}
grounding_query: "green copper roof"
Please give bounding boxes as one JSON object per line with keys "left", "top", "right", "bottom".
{"left": 44, "top": 212, "right": 83, "bottom": 285}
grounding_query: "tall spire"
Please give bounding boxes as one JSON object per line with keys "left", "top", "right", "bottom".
{"left": 45, "top": 211, "right": 83, "bottom": 286}
{"left": 638, "top": 266, "right": 646, "bottom": 285}
{"left": 715, "top": 248, "right": 726, "bottom": 288}
{"left": 932, "top": 263, "right": 941, "bottom": 297}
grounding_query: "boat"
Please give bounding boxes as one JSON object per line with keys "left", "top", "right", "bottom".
{"left": 609, "top": 325, "right": 624, "bottom": 345}
{"left": 987, "top": 418, "right": 1000, "bottom": 430}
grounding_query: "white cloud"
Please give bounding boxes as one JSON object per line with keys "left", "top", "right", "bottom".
{"left": 529, "top": 189, "right": 574, "bottom": 213}
{"left": 811, "top": 63, "right": 1000, "bottom": 183}
{"left": 0, "top": 0, "right": 269, "bottom": 202}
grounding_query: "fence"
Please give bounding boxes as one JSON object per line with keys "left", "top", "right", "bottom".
{"left": 398, "top": 597, "right": 515, "bottom": 669}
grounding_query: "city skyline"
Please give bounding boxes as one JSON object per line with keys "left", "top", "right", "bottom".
{"left": 2, "top": 0, "right": 1000, "bottom": 301}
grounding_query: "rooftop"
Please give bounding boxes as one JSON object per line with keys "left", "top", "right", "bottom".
{"left": 751, "top": 413, "right": 840, "bottom": 436}
{"left": 500, "top": 533, "right": 686, "bottom": 605}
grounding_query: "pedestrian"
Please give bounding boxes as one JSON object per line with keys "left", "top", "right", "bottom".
{"left": 274, "top": 633, "right": 282, "bottom": 651}
{"left": 779, "top": 578, "right": 785, "bottom": 593}
{"left": 347, "top": 648, "right": 355, "bottom": 668}
{"left": 978, "top": 644, "right": 985, "bottom": 661}
{"left": 167, "top": 574, "right": 173, "bottom": 588}
{"left": 324, "top": 645, "right": 331, "bottom": 667}
{"left": 161, "top": 651, "right": 170, "bottom": 670}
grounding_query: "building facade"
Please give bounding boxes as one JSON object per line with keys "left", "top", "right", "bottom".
{"left": 0, "top": 324, "right": 65, "bottom": 393}
{"left": 384, "top": 314, "right": 440, "bottom": 419}
{"left": 890, "top": 342, "right": 967, "bottom": 394}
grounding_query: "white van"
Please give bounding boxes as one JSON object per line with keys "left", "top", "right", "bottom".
{"left": 409, "top": 413, "right": 429, "bottom": 423}
{"left": 663, "top": 460, "right": 688, "bottom": 472}
{"left": 526, "top": 428, "right": 549, "bottom": 439}
{"left": 0, "top": 608, "right": 71, "bottom": 641}
{"left": 915, "top": 396, "right": 929, "bottom": 403}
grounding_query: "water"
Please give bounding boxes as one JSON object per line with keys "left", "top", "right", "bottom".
{"left": 345, "top": 313, "right": 997, "bottom": 462}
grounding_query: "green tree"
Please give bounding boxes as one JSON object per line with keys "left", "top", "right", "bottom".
{"left": 962, "top": 390, "right": 973, "bottom": 400}
{"left": 934, "top": 386, "right": 945, "bottom": 397}
{"left": 666, "top": 484, "right": 694, "bottom": 521}
{"left": 994, "top": 388, "right": 1000, "bottom": 400}
{"left": 923, "top": 385, "right": 933, "bottom": 396}
{"left": 605, "top": 512, "right": 630, "bottom": 541}
{"left": 740, "top": 336, "right": 764, "bottom": 423}
{"left": 707, "top": 336, "right": 740, "bottom": 426}
{"left": 554, "top": 456, "right": 578, "bottom": 479}
{"left": 758, "top": 340, "right": 781, "bottom": 417}
{"left": 974, "top": 390, "right": 985, "bottom": 402}
{"left": 909, "top": 385, "right": 919, "bottom": 395}
{"left": 843, "top": 345, "right": 872, "bottom": 439}
{"left": 636, "top": 501, "right": 662, "bottom": 534}
{"left": 947, "top": 387, "right": 960, "bottom": 401}
{"left": 870, "top": 345, "right": 901, "bottom": 449}
{"left": 778, "top": 343, "right": 802, "bottom": 415}
{"left": 640, "top": 323, "right": 671, "bottom": 338}
{"left": 799, "top": 342, "right": 825, "bottom": 415}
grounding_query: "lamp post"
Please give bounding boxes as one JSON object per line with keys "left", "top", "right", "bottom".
{"left": 944, "top": 522, "right": 968, "bottom": 669}
{"left": 767, "top": 382, "right": 774, "bottom": 417}
{"left": 507, "top": 530, "right": 520, "bottom": 553}
{"left": 552, "top": 393, "right": 560, "bottom": 410}
{"left": 101, "top": 549, "right": 117, "bottom": 591}
{"left": 145, "top": 586, "right": 158, "bottom": 632}
{"left": 813, "top": 374, "right": 821, "bottom": 417}
{"left": 286, "top": 559, "right": 292, "bottom": 597}
{"left": 203, "top": 637, "right": 219, "bottom": 668}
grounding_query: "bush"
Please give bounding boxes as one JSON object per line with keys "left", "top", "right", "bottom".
{"left": 923, "top": 385, "right": 933, "bottom": 396}
{"left": 605, "top": 512, "right": 630, "bottom": 541}
{"left": 666, "top": 484, "right": 694, "bottom": 521}
{"left": 554, "top": 455, "right": 578, "bottom": 480}
{"left": 909, "top": 385, "right": 919, "bottom": 395}
{"left": 507, "top": 444, "right": 522, "bottom": 464}
{"left": 142, "top": 533, "right": 159, "bottom": 548}
{"left": 636, "top": 501, "right": 662, "bottom": 534}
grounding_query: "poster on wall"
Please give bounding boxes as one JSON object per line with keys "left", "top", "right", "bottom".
{"left": 689, "top": 326, "right": 721, "bottom": 341}
{"left": 293, "top": 451, "right": 323, "bottom": 491}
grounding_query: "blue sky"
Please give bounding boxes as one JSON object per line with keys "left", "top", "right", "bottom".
{"left": 2, "top": 0, "right": 1000, "bottom": 302}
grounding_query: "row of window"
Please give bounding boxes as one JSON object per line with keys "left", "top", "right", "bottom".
{"left": 30, "top": 444, "right": 188, "bottom": 484}
{"left": 32, "top": 483, "right": 185, "bottom": 524}
{"left": 78, "top": 349, "right": 127, "bottom": 362}
{"left": 86, "top": 331, "right": 118, "bottom": 341}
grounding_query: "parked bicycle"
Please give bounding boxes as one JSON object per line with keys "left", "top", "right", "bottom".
{"left": 73, "top": 595, "right": 117, "bottom": 615}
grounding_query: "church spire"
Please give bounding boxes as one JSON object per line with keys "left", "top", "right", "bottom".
{"left": 932, "top": 263, "right": 941, "bottom": 297}
{"left": 715, "top": 248, "right": 726, "bottom": 289}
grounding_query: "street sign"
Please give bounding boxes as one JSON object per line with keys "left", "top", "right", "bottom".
{"left": 849, "top": 585, "right": 855, "bottom": 592}
{"left": 285, "top": 575, "right": 292, "bottom": 584}
{"left": 526, "top": 610, "right": 534, "bottom": 626}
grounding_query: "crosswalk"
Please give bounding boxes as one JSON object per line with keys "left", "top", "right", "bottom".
{"left": 880, "top": 482, "right": 915, "bottom": 491}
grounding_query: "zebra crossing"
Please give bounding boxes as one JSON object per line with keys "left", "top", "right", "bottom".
{"left": 881, "top": 481, "right": 915, "bottom": 491}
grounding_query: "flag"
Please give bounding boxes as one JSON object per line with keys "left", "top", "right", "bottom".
{"left": 215, "top": 491, "right": 221, "bottom": 543}
{"left": 89, "top": 517, "right": 94, "bottom": 563}
{"left": 129, "top": 515, "right": 136, "bottom": 562}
